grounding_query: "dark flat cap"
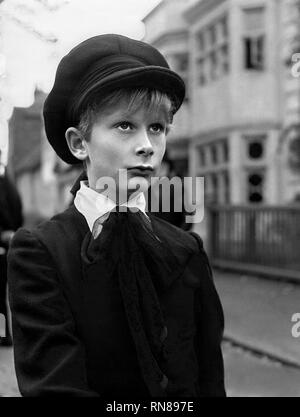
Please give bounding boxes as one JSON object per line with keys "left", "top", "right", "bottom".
{"left": 43, "top": 34, "right": 186, "bottom": 165}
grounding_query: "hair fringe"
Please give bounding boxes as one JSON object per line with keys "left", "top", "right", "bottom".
{"left": 77, "top": 88, "right": 174, "bottom": 141}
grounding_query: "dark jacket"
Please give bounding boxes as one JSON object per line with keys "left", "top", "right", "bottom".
{"left": 8, "top": 201, "right": 225, "bottom": 397}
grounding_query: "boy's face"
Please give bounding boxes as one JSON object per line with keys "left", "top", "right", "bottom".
{"left": 84, "top": 97, "right": 170, "bottom": 203}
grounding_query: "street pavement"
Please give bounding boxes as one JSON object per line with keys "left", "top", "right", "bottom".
{"left": 214, "top": 270, "right": 300, "bottom": 397}
{"left": 0, "top": 346, "right": 19, "bottom": 397}
{"left": 0, "top": 270, "right": 300, "bottom": 397}
{"left": 223, "top": 341, "right": 300, "bottom": 397}
{"left": 213, "top": 270, "right": 300, "bottom": 366}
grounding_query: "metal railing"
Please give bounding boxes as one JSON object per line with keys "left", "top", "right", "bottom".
{"left": 208, "top": 205, "right": 300, "bottom": 281}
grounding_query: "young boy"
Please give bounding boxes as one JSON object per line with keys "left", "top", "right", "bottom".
{"left": 8, "top": 34, "right": 226, "bottom": 397}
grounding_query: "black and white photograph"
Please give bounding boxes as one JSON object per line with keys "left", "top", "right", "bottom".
{"left": 0, "top": 0, "right": 300, "bottom": 399}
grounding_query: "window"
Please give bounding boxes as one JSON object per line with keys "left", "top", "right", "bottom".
{"left": 249, "top": 141, "right": 264, "bottom": 159}
{"left": 222, "top": 140, "right": 229, "bottom": 162}
{"left": 209, "top": 140, "right": 230, "bottom": 165}
{"left": 199, "top": 147, "right": 206, "bottom": 167}
{"left": 204, "top": 174, "right": 212, "bottom": 204}
{"left": 174, "top": 53, "right": 189, "bottom": 72}
{"left": 196, "top": 32, "right": 205, "bottom": 52}
{"left": 197, "top": 58, "right": 206, "bottom": 85}
{"left": 211, "top": 144, "right": 218, "bottom": 165}
{"left": 220, "top": 15, "right": 228, "bottom": 39}
{"left": 209, "top": 51, "right": 217, "bottom": 80}
{"left": 195, "top": 14, "right": 229, "bottom": 86}
{"left": 220, "top": 44, "right": 229, "bottom": 73}
{"left": 248, "top": 172, "right": 264, "bottom": 203}
{"left": 224, "top": 171, "right": 230, "bottom": 204}
{"left": 208, "top": 25, "right": 217, "bottom": 47}
{"left": 288, "top": 128, "right": 300, "bottom": 171}
{"left": 242, "top": 7, "right": 265, "bottom": 71}
{"left": 245, "top": 135, "right": 266, "bottom": 159}
{"left": 211, "top": 173, "right": 219, "bottom": 204}
{"left": 172, "top": 53, "right": 189, "bottom": 99}
{"left": 244, "top": 36, "right": 264, "bottom": 70}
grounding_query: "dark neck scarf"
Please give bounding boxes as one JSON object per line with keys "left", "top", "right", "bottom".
{"left": 81, "top": 206, "right": 181, "bottom": 396}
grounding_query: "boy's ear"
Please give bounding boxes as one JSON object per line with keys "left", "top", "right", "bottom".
{"left": 65, "top": 127, "right": 88, "bottom": 162}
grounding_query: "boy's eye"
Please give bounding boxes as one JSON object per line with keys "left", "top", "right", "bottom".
{"left": 117, "top": 122, "right": 133, "bottom": 131}
{"left": 149, "top": 123, "right": 165, "bottom": 134}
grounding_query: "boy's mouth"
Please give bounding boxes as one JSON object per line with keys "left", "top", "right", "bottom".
{"left": 127, "top": 166, "right": 154, "bottom": 177}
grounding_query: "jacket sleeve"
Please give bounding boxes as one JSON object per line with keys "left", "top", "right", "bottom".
{"left": 188, "top": 233, "right": 226, "bottom": 397}
{"left": 7, "top": 228, "right": 99, "bottom": 397}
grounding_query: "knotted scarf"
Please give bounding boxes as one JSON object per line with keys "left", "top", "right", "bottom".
{"left": 80, "top": 206, "right": 182, "bottom": 397}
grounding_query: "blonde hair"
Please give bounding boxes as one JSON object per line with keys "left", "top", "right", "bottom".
{"left": 76, "top": 88, "right": 174, "bottom": 142}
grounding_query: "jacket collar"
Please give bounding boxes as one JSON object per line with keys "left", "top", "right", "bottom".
{"left": 70, "top": 170, "right": 88, "bottom": 196}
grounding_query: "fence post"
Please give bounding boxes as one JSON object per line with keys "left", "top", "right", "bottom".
{"left": 247, "top": 210, "right": 257, "bottom": 262}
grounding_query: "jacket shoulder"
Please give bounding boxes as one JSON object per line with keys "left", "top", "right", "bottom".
{"left": 150, "top": 214, "right": 203, "bottom": 252}
{"left": 10, "top": 206, "right": 88, "bottom": 276}
{"left": 150, "top": 217, "right": 215, "bottom": 289}
{"left": 16, "top": 205, "right": 87, "bottom": 249}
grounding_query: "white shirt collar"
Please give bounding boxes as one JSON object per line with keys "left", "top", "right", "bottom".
{"left": 74, "top": 180, "right": 148, "bottom": 232}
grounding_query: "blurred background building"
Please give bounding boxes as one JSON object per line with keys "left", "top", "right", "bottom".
{"left": 143, "top": 0, "right": 300, "bottom": 279}
{"left": 0, "top": 0, "right": 94, "bottom": 225}
{"left": 144, "top": 0, "right": 300, "bottom": 206}
{"left": 8, "top": 89, "right": 81, "bottom": 225}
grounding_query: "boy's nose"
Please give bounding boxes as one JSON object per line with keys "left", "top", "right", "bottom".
{"left": 135, "top": 130, "right": 154, "bottom": 157}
